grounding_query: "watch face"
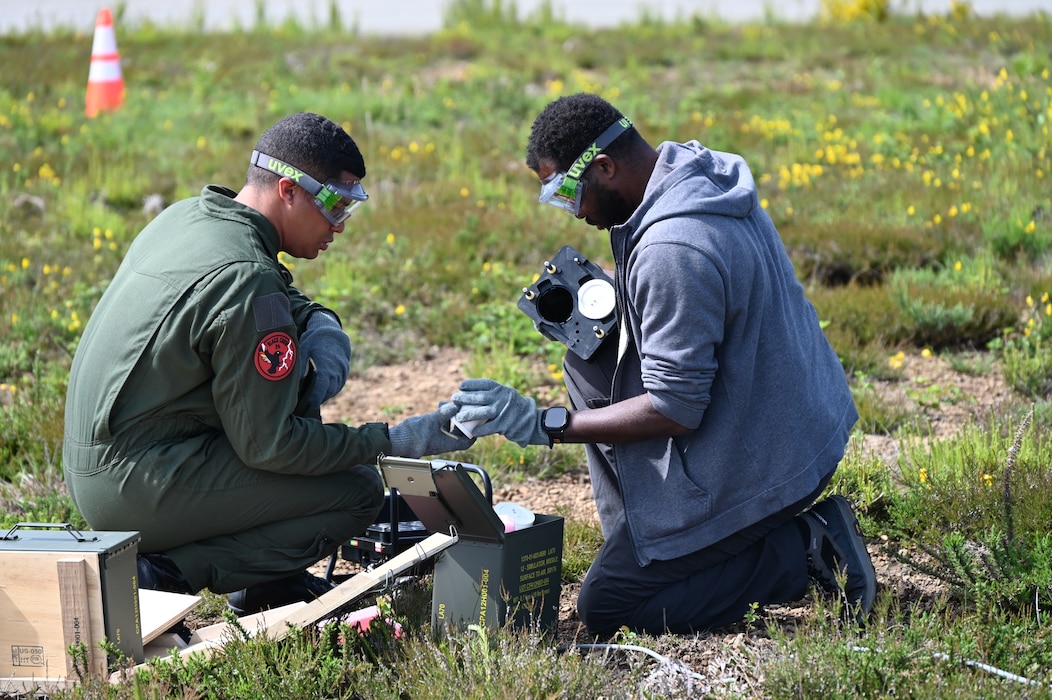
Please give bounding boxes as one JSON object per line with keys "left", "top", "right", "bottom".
{"left": 544, "top": 406, "right": 570, "bottom": 433}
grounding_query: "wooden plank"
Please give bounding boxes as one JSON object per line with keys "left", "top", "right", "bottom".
{"left": 138, "top": 589, "right": 202, "bottom": 644}
{"left": 141, "top": 632, "right": 187, "bottom": 661}
{"left": 56, "top": 558, "right": 93, "bottom": 675}
{"left": 185, "top": 601, "right": 306, "bottom": 645}
{"left": 117, "top": 601, "right": 306, "bottom": 683}
{"left": 265, "top": 531, "right": 456, "bottom": 640}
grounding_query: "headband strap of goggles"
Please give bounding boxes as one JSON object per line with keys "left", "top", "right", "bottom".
{"left": 251, "top": 150, "right": 327, "bottom": 198}
{"left": 249, "top": 150, "right": 367, "bottom": 211}
{"left": 556, "top": 117, "right": 633, "bottom": 199}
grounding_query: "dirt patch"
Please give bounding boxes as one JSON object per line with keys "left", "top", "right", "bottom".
{"left": 320, "top": 346, "right": 600, "bottom": 526}
{"left": 322, "top": 346, "right": 1016, "bottom": 535}
{"left": 853, "top": 350, "right": 1018, "bottom": 469}
{"left": 322, "top": 346, "right": 472, "bottom": 427}
{"left": 310, "top": 346, "right": 1017, "bottom": 692}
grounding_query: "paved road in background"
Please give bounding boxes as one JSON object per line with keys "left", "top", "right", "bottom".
{"left": 1, "top": 0, "right": 1049, "bottom": 34}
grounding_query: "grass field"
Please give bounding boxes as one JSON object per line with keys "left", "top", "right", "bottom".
{"left": 2, "top": 0, "right": 1052, "bottom": 696}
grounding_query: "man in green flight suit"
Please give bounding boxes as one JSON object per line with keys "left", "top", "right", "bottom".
{"left": 63, "top": 112, "right": 473, "bottom": 614}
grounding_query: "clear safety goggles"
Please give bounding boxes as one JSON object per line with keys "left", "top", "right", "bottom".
{"left": 537, "top": 117, "right": 633, "bottom": 215}
{"left": 250, "top": 150, "right": 368, "bottom": 227}
{"left": 539, "top": 171, "right": 586, "bottom": 215}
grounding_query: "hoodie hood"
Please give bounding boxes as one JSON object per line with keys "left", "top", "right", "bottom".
{"left": 616, "top": 141, "right": 759, "bottom": 248}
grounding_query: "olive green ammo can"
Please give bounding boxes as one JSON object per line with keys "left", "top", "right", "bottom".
{"left": 379, "top": 458, "right": 564, "bottom": 634}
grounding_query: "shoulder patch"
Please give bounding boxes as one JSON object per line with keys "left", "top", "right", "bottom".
{"left": 255, "top": 331, "right": 296, "bottom": 380}
{"left": 253, "top": 292, "right": 294, "bottom": 332}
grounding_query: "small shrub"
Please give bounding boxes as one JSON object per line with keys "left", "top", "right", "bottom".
{"left": 809, "top": 282, "right": 908, "bottom": 377}
{"left": 850, "top": 371, "right": 915, "bottom": 435}
{"left": 996, "top": 292, "right": 1052, "bottom": 398}
{"left": 897, "top": 529, "right": 1052, "bottom": 621}
{"left": 785, "top": 221, "right": 947, "bottom": 287}
{"left": 887, "top": 256, "right": 1017, "bottom": 349}
{"left": 890, "top": 410, "right": 1052, "bottom": 546}
{"left": 999, "top": 335, "right": 1052, "bottom": 399}
{"left": 985, "top": 210, "right": 1052, "bottom": 262}
{"left": 831, "top": 438, "right": 898, "bottom": 530}
{"left": 561, "top": 518, "right": 604, "bottom": 582}
{"left": 0, "top": 362, "right": 67, "bottom": 484}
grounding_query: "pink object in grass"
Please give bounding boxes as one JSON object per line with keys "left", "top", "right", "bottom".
{"left": 340, "top": 605, "right": 404, "bottom": 638}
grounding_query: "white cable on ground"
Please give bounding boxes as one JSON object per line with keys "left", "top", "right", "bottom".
{"left": 561, "top": 639, "right": 1047, "bottom": 690}
{"left": 852, "top": 645, "right": 1049, "bottom": 688}
{"left": 566, "top": 643, "right": 708, "bottom": 683}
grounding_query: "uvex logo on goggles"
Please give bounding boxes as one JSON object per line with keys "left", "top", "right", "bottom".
{"left": 250, "top": 150, "right": 368, "bottom": 227}
{"left": 265, "top": 158, "right": 306, "bottom": 182}
{"left": 540, "top": 117, "right": 632, "bottom": 215}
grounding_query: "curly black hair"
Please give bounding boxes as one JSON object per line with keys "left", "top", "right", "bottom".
{"left": 525, "top": 93, "right": 635, "bottom": 172}
{"left": 247, "top": 112, "right": 366, "bottom": 186}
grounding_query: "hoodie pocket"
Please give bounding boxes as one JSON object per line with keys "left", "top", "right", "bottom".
{"left": 620, "top": 439, "right": 712, "bottom": 539}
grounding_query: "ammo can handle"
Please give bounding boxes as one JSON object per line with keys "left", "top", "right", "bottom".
{"left": 1, "top": 522, "right": 98, "bottom": 542}
{"left": 458, "top": 463, "right": 494, "bottom": 504}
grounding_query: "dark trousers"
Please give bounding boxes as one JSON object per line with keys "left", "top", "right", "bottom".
{"left": 563, "top": 339, "right": 823, "bottom": 635}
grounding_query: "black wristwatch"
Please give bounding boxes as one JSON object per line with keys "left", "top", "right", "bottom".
{"left": 541, "top": 406, "right": 571, "bottom": 445}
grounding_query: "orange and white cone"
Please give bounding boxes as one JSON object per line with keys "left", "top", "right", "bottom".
{"left": 85, "top": 7, "right": 124, "bottom": 117}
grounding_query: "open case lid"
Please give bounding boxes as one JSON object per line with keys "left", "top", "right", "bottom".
{"left": 379, "top": 457, "right": 504, "bottom": 543}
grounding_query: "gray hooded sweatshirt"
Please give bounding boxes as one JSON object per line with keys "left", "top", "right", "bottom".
{"left": 603, "top": 140, "right": 858, "bottom": 567}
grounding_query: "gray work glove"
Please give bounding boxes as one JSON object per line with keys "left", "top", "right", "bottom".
{"left": 451, "top": 378, "right": 548, "bottom": 448}
{"left": 299, "top": 310, "right": 351, "bottom": 407}
{"left": 388, "top": 402, "right": 476, "bottom": 458}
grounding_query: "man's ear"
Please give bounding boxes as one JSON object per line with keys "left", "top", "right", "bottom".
{"left": 276, "top": 177, "right": 297, "bottom": 205}
{"left": 592, "top": 153, "right": 617, "bottom": 182}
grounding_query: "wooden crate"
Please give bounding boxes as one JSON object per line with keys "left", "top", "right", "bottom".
{"left": 0, "top": 524, "right": 142, "bottom": 692}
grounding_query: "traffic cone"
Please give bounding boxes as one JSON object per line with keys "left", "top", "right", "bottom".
{"left": 85, "top": 8, "right": 124, "bottom": 117}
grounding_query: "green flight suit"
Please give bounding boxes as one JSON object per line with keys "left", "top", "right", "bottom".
{"left": 63, "top": 185, "right": 386, "bottom": 593}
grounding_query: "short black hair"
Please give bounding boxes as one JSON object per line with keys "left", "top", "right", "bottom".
{"left": 247, "top": 112, "right": 366, "bottom": 187}
{"left": 525, "top": 93, "right": 635, "bottom": 172}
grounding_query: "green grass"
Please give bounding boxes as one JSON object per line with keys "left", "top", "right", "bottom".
{"left": 3, "top": 0, "right": 1052, "bottom": 696}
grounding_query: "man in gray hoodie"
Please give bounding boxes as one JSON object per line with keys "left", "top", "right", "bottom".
{"left": 452, "top": 93, "right": 875, "bottom": 635}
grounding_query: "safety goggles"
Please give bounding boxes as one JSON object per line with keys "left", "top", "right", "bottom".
{"left": 250, "top": 150, "right": 368, "bottom": 226}
{"left": 538, "top": 117, "right": 632, "bottom": 215}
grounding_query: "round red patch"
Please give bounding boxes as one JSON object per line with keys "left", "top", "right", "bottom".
{"left": 255, "top": 331, "right": 296, "bottom": 381}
